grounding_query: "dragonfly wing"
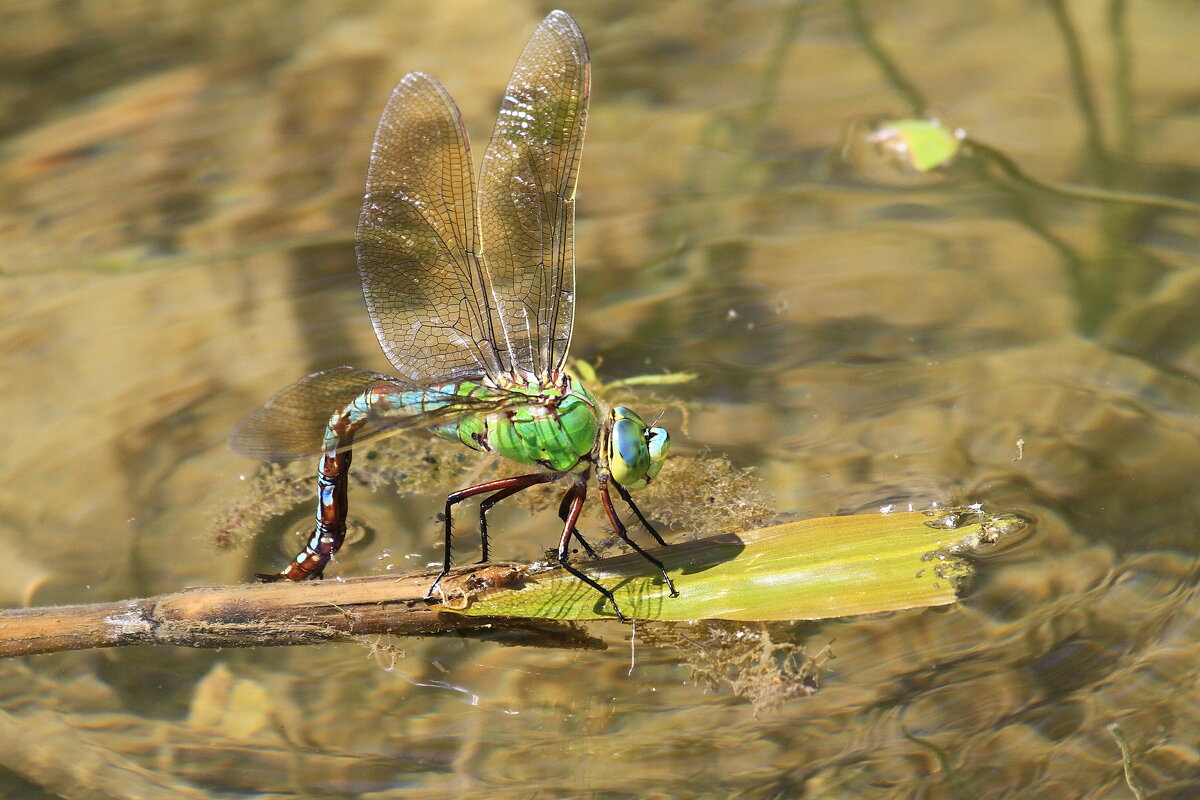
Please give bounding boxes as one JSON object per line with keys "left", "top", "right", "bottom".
{"left": 357, "top": 72, "right": 506, "bottom": 383}
{"left": 229, "top": 366, "right": 399, "bottom": 461}
{"left": 478, "top": 10, "right": 589, "bottom": 379}
{"left": 229, "top": 367, "right": 531, "bottom": 461}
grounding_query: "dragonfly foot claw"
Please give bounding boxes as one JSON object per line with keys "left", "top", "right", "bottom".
{"left": 425, "top": 574, "right": 448, "bottom": 602}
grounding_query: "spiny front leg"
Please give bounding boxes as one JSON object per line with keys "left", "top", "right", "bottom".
{"left": 557, "top": 489, "right": 599, "bottom": 559}
{"left": 477, "top": 479, "right": 552, "bottom": 562}
{"left": 426, "top": 472, "right": 557, "bottom": 600}
{"left": 611, "top": 480, "right": 670, "bottom": 547}
{"left": 555, "top": 480, "right": 628, "bottom": 621}
{"left": 599, "top": 475, "right": 678, "bottom": 597}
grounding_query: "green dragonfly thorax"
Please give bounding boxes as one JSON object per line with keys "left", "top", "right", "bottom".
{"left": 427, "top": 375, "right": 670, "bottom": 486}
{"left": 433, "top": 374, "right": 600, "bottom": 474}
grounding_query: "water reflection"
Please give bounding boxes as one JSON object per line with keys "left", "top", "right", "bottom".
{"left": 3, "top": 0, "right": 1200, "bottom": 797}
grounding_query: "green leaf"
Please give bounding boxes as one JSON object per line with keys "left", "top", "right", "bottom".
{"left": 453, "top": 509, "right": 1023, "bottom": 621}
{"left": 881, "top": 119, "right": 963, "bottom": 172}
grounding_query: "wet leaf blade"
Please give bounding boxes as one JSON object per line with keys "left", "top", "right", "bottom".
{"left": 458, "top": 511, "right": 989, "bottom": 621}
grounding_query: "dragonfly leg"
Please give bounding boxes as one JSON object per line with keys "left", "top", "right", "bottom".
{"left": 557, "top": 481, "right": 627, "bottom": 621}
{"left": 599, "top": 476, "right": 678, "bottom": 597}
{"left": 557, "top": 490, "right": 599, "bottom": 559}
{"left": 427, "top": 472, "right": 557, "bottom": 599}
{"left": 478, "top": 477, "right": 555, "bottom": 563}
{"left": 259, "top": 405, "right": 364, "bottom": 582}
{"left": 612, "top": 480, "right": 670, "bottom": 547}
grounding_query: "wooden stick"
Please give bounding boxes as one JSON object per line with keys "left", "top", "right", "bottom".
{"left": 0, "top": 564, "right": 603, "bottom": 658}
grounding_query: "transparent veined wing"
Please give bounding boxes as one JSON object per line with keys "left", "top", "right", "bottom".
{"left": 478, "top": 10, "right": 589, "bottom": 379}
{"left": 356, "top": 72, "right": 506, "bottom": 384}
{"left": 228, "top": 366, "right": 527, "bottom": 461}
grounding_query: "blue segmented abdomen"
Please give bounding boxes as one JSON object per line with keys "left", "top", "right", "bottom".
{"left": 320, "top": 382, "right": 465, "bottom": 450}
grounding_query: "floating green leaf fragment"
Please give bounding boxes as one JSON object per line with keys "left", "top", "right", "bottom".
{"left": 879, "top": 119, "right": 963, "bottom": 172}
{"left": 456, "top": 509, "right": 1020, "bottom": 621}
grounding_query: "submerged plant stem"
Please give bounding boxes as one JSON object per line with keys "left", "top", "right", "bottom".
{"left": 0, "top": 564, "right": 602, "bottom": 659}
{"left": 1107, "top": 723, "right": 1147, "bottom": 800}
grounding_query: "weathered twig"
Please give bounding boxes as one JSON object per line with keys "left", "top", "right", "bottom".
{"left": 0, "top": 564, "right": 603, "bottom": 659}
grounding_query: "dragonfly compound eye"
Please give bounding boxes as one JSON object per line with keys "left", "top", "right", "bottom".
{"left": 608, "top": 409, "right": 670, "bottom": 489}
{"left": 644, "top": 426, "right": 670, "bottom": 484}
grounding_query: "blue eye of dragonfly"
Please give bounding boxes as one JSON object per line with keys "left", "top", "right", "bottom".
{"left": 229, "top": 11, "right": 678, "bottom": 621}
{"left": 607, "top": 406, "right": 669, "bottom": 490}
{"left": 645, "top": 426, "right": 670, "bottom": 482}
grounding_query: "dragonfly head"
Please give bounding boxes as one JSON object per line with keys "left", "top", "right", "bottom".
{"left": 606, "top": 406, "right": 670, "bottom": 490}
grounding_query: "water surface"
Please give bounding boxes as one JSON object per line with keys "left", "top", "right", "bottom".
{"left": 2, "top": 1, "right": 1199, "bottom": 797}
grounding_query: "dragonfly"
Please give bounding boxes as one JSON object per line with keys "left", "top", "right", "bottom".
{"left": 229, "top": 10, "right": 677, "bottom": 620}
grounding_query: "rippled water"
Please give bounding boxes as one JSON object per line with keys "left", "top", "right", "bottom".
{"left": 3, "top": 1, "right": 1199, "bottom": 798}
